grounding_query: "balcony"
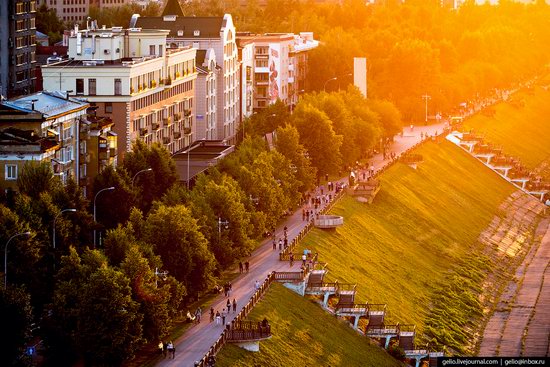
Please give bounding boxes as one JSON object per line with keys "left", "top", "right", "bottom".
{"left": 163, "top": 117, "right": 172, "bottom": 127}
{"left": 173, "top": 113, "right": 181, "bottom": 121}
{"left": 184, "top": 109, "right": 192, "bottom": 117}
{"left": 165, "top": 77, "right": 172, "bottom": 85}
{"left": 80, "top": 152, "right": 91, "bottom": 163}
{"left": 174, "top": 131, "right": 182, "bottom": 139}
{"left": 183, "top": 127, "right": 192, "bottom": 135}
{"left": 162, "top": 137, "right": 171, "bottom": 145}
{"left": 140, "top": 128, "right": 148, "bottom": 136}
{"left": 152, "top": 123, "right": 160, "bottom": 130}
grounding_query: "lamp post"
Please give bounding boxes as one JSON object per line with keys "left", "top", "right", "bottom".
{"left": 323, "top": 77, "right": 338, "bottom": 92}
{"left": 422, "top": 94, "right": 431, "bottom": 123}
{"left": 218, "top": 217, "right": 229, "bottom": 244}
{"left": 186, "top": 146, "right": 190, "bottom": 190}
{"left": 93, "top": 186, "right": 115, "bottom": 248}
{"left": 154, "top": 267, "right": 168, "bottom": 288}
{"left": 131, "top": 168, "right": 152, "bottom": 186}
{"left": 4, "top": 231, "right": 31, "bottom": 288}
{"left": 53, "top": 208, "right": 76, "bottom": 249}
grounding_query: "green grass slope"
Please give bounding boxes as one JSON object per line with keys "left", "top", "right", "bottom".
{"left": 216, "top": 283, "right": 401, "bottom": 367}
{"left": 297, "top": 140, "right": 514, "bottom": 341}
{"left": 463, "top": 86, "right": 550, "bottom": 175}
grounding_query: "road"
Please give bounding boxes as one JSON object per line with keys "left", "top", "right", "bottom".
{"left": 158, "top": 122, "right": 446, "bottom": 367}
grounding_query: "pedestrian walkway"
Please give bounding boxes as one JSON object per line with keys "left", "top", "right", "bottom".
{"left": 157, "top": 122, "right": 446, "bottom": 367}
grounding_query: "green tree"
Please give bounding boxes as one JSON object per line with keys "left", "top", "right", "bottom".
{"left": 17, "top": 161, "right": 61, "bottom": 200}
{"left": 0, "top": 286, "right": 33, "bottom": 366}
{"left": 143, "top": 204, "right": 216, "bottom": 297}
{"left": 35, "top": 4, "right": 65, "bottom": 45}
{"left": 291, "top": 103, "right": 343, "bottom": 176}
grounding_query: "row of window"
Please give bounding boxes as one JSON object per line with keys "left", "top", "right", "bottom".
{"left": 16, "top": 18, "right": 36, "bottom": 32}
{"left": 16, "top": 35, "right": 36, "bottom": 49}
{"left": 130, "top": 80, "right": 194, "bottom": 111}
{"left": 15, "top": 1, "right": 36, "bottom": 14}
{"left": 63, "top": 7, "right": 86, "bottom": 13}
{"left": 62, "top": 15, "right": 85, "bottom": 21}
{"left": 76, "top": 78, "right": 122, "bottom": 96}
{"left": 14, "top": 52, "right": 36, "bottom": 66}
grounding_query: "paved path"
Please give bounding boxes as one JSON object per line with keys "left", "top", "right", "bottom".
{"left": 158, "top": 122, "right": 445, "bottom": 367}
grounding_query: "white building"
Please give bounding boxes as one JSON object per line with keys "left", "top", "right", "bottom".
{"left": 236, "top": 32, "right": 318, "bottom": 111}
{"left": 237, "top": 40, "right": 255, "bottom": 122}
{"left": 134, "top": 2, "right": 240, "bottom": 144}
{"left": 195, "top": 49, "right": 218, "bottom": 140}
{"left": 41, "top": 25, "right": 197, "bottom": 158}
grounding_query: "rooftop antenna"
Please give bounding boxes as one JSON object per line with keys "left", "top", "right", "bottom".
{"left": 30, "top": 98, "right": 39, "bottom": 111}
{"left": 65, "top": 90, "right": 73, "bottom": 100}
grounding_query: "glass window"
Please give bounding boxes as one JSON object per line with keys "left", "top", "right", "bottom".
{"left": 89, "top": 78, "right": 96, "bottom": 95}
{"left": 76, "top": 78, "right": 84, "bottom": 94}
{"left": 114, "top": 79, "right": 121, "bottom": 95}
{"left": 5, "top": 165, "right": 18, "bottom": 180}
{"left": 105, "top": 102, "right": 112, "bottom": 113}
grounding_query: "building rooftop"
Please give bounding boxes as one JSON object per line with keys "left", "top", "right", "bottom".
{"left": 1, "top": 91, "right": 88, "bottom": 118}
{"left": 0, "top": 127, "right": 60, "bottom": 153}
{"left": 135, "top": 16, "right": 226, "bottom": 39}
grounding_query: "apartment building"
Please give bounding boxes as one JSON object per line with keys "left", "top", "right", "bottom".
{"left": 38, "top": 0, "right": 151, "bottom": 23}
{"left": 0, "top": 0, "right": 38, "bottom": 99}
{"left": 41, "top": 25, "right": 197, "bottom": 158}
{"left": 134, "top": 1, "right": 240, "bottom": 143}
{"left": 195, "top": 49, "right": 218, "bottom": 140}
{"left": 236, "top": 32, "right": 318, "bottom": 111}
{"left": 0, "top": 91, "right": 88, "bottom": 190}
{"left": 237, "top": 39, "right": 255, "bottom": 122}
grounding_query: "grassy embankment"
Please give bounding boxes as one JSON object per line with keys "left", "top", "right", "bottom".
{"left": 216, "top": 282, "right": 402, "bottom": 367}
{"left": 463, "top": 86, "right": 550, "bottom": 178}
{"left": 296, "top": 140, "right": 514, "bottom": 353}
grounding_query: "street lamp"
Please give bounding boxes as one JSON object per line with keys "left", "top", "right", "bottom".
{"left": 218, "top": 217, "right": 229, "bottom": 243}
{"left": 93, "top": 186, "right": 115, "bottom": 248}
{"left": 53, "top": 208, "right": 76, "bottom": 249}
{"left": 422, "top": 94, "right": 431, "bottom": 123}
{"left": 131, "top": 168, "right": 152, "bottom": 186}
{"left": 154, "top": 267, "right": 168, "bottom": 288}
{"left": 323, "top": 77, "right": 338, "bottom": 92}
{"left": 337, "top": 73, "right": 353, "bottom": 91}
{"left": 4, "top": 231, "right": 31, "bottom": 288}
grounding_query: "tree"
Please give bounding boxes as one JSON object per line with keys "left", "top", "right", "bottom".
{"left": 47, "top": 248, "right": 143, "bottom": 366}
{"left": 35, "top": 4, "right": 64, "bottom": 45}
{"left": 0, "top": 286, "right": 33, "bottom": 366}
{"left": 17, "top": 161, "right": 61, "bottom": 200}
{"left": 274, "top": 124, "right": 317, "bottom": 194}
{"left": 122, "top": 141, "right": 178, "bottom": 212}
{"left": 291, "top": 103, "right": 343, "bottom": 176}
{"left": 143, "top": 204, "right": 216, "bottom": 297}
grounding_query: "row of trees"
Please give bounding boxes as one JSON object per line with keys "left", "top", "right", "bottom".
{"left": 183, "top": 0, "right": 550, "bottom": 120}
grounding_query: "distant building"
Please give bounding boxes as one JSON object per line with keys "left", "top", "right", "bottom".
{"left": 0, "top": 0, "right": 38, "bottom": 99}
{"left": 236, "top": 32, "right": 318, "bottom": 111}
{"left": 41, "top": 25, "right": 197, "bottom": 159}
{"left": 134, "top": 1, "right": 240, "bottom": 144}
{"left": 37, "top": 0, "right": 156, "bottom": 23}
{"left": 237, "top": 39, "right": 255, "bottom": 122}
{"left": 195, "top": 49, "right": 219, "bottom": 140}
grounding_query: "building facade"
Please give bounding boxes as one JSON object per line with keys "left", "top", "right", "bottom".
{"left": 0, "top": 0, "right": 38, "bottom": 99}
{"left": 41, "top": 25, "right": 197, "bottom": 158}
{"left": 237, "top": 39, "right": 255, "bottom": 122}
{"left": 135, "top": 9, "right": 240, "bottom": 144}
{"left": 236, "top": 32, "right": 318, "bottom": 112}
{"left": 195, "top": 49, "right": 218, "bottom": 141}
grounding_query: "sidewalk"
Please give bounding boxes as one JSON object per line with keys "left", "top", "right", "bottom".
{"left": 157, "top": 122, "right": 446, "bottom": 367}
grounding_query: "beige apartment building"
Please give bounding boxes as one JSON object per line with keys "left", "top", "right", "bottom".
{"left": 41, "top": 25, "right": 197, "bottom": 158}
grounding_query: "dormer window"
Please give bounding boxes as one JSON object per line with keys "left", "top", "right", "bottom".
{"left": 177, "top": 30, "right": 183, "bottom": 36}
{"left": 193, "top": 30, "right": 200, "bottom": 37}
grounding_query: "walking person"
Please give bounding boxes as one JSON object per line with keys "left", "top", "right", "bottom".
{"left": 239, "top": 261, "right": 243, "bottom": 274}
{"left": 195, "top": 307, "right": 202, "bottom": 323}
{"left": 302, "top": 253, "right": 307, "bottom": 267}
{"left": 222, "top": 312, "right": 226, "bottom": 326}
{"left": 245, "top": 261, "right": 250, "bottom": 273}
{"left": 232, "top": 299, "right": 237, "bottom": 313}
{"left": 167, "top": 341, "right": 174, "bottom": 359}
{"left": 226, "top": 299, "right": 231, "bottom": 313}
{"left": 158, "top": 341, "right": 164, "bottom": 356}
{"left": 272, "top": 238, "right": 277, "bottom": 250}
{"left": 278, "top": 238, "right": 283, "bottom": 250}
{"left": 210, "top": 307, "right": 214, "bottom": 322}
{"left": 215, "top": 311, "right": 221, "bottom": 325}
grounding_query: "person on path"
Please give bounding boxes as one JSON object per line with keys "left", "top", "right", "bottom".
{"left": 167, "top": 341, "right": 174, "bottom": 359}
{"left": 284, "top": 237, "right": 288, "bottom": 249}
{"left": 162, "top": 341, "right": 167, "bottom": 357}
{"left": 302, "top": 253, "right": 307, "bottom": 267}
{"left": 255, "top": 280, "right": 260, "bottom": 291}
{"left": 158, "top": 341, "right": 164, "bottom": 356}
{"left": 215, "top": 311, "right": 221, "bottom": 325}
{"left": 272, "top": 238, "right": 277, "bottom": 250}
{"left": 228, "top": 282, "right": 232, "bottom": 296}
{"left": 278, "top": 238, "right": 283, "bottom": 250}
{"left": 210, "top": 307, "right": 214, "bottom": 322}
{"left": 226, "top": 299, "right": 231, "bottom": 313}
{"left": 195, "top": 307, "right": 202, "bottom": 323}
{"left": 232, "top": 299, "right": 237, "bottom": 312}
{"left": 222, "top": 312, "right": 226, "bottom": 326}
{"left": 245, "top": 261, "right": 249, "bottom": 272}
{"left": 239, "top": 261, "right": 243, "bottom": 273}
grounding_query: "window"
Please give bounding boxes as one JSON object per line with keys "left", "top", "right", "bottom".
{"left": 88, "top": 78, "right": 96, "bottom": 95}
{"left": 76, "top": 78, "right": 84, "bottom": 94}
{"left": 114, "top": 79, "right": 121, "bottom": 95}
{"left": 159, "top": 45, "right": 163, "bottom": 57}
{"left": 149, "top": 45, "right": 155, "bottom": 56}
{"left": 5, "top": 165, "right": 17, "bottom": 180}
{"left": 105, "top": 102, "right": 112, "bottom": 113}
